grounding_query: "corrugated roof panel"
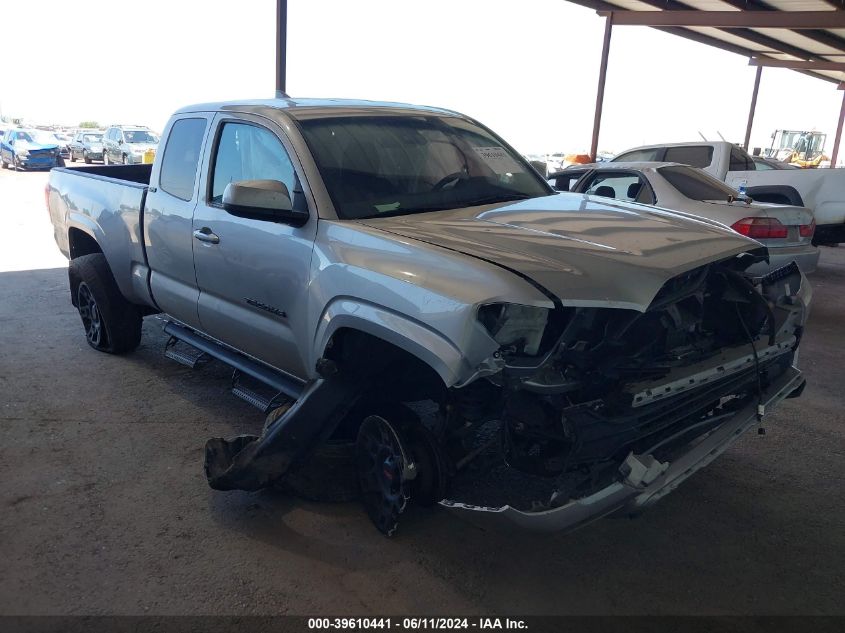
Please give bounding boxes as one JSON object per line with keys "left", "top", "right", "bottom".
{"left": 683, "top": 26, "right": 774, "bottom": 53}
{"left": 753, "top": 28, "right": 845, "bottom": 56}
{"left": 763, "top": 0, "right": 838, "bottom": 11}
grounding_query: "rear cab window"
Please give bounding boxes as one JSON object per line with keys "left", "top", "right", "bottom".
{"left": 158, "top": 118, "right": 208, "bottom": 201}
{"left": 612, "top": 147, "right": 663, "bottom": 162}
{"left": 729, "top": 147, "right": 754, "bottom": 171}
{"left": 664, "top": 145, "right": 713, "bottom": 168}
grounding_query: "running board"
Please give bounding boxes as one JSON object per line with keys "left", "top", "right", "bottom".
{"left": 231, "top": 370, "right": 291, "bottom": 413}
{"left": 162, "top": 322, "right": 305, "bottom": 400}
{"left": 164, "top": 336, "right": 209, "bottom": 369}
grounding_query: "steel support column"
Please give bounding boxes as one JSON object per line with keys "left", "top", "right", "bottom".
{"left": 590, "top": 14, "right": 613, "bottom": 162}
{"left": 275, "top": 0, "right": 288, "bottom": 98}
{"left": 830, "top": 90, "right": 845, "bottom": 168}
{"left": 744, "top": 65, "right": 763, "bottom": 151}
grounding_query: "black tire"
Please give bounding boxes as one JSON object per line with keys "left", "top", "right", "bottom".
{"left": 123, "top": 153, "right": 129, "bottom": 165}
{"left": 68, "top": 253, "right": 142, "bottom": 354}
{"left": 84, "top": 151, "right": 91, "bottom": 164}
{"left": 103, "top": 152, "right": 109, "bottom": 165}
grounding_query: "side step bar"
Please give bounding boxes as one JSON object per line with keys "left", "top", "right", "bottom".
{"left": 231, "top": 369, "right": 291, "bottom": 413}
{"left": 163, "top": 322, "right": 304, "bottom": 400}
{"left": 164, "top": 336, "right": 209, "bottom": 369}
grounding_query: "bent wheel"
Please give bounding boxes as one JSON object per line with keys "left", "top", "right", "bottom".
{"left": 77, "top": 282, "right": 106, "bottom": 348}
{"left": 68, "top": 253, "right": 142, "bottom": 354}
{"left": 356, "top": 414, "right": 413, "bottom": 536}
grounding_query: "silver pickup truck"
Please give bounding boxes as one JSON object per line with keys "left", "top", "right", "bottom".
{"left": 47, "top": 98, "right": 810, "bottom": 536}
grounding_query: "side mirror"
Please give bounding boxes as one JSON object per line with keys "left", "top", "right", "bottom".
{"left": 222, "top": 180, "right": 308, "bottom": 226}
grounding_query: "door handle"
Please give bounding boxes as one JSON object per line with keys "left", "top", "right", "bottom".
{"left": 193, "top": 228, "right": 220, "bottom": 244}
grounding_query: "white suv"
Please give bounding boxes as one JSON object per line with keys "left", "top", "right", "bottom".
{"left": 102, "top": 125, "right": 160, "bottom": 165}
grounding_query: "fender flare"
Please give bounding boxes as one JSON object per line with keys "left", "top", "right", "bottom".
{"left": 312, "top": 298, "right": 474, "bottom": 388}
{"left": 745, "top": 185, "right": 804, "bottom": 207}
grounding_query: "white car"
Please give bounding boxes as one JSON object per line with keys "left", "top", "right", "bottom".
{"left": 612, "top": 141, "right": 845, "bottom": 245}
{"left": 555, "top": 162, "right": 819, "bottom": 274}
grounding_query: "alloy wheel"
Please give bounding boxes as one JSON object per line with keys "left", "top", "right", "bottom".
{"left": 77, "top": 282, "right": 105, "bottom": 348}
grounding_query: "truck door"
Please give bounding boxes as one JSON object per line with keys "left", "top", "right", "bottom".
{"left": 191, "top": 114, "right": 317, "bottom": 379}
{"left": 144, "top": 115, "right": 213, "bottom": 330}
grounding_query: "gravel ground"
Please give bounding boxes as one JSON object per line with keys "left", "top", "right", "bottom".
{"left": 1, "top": 166, "right": 843, "bottom": 616}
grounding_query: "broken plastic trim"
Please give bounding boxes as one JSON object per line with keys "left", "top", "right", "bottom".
{"left": 439, "top": 366, "right": 805, "bottom": 533}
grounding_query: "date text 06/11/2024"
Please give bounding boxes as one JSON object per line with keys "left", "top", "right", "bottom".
{"left": 307, "top": 618, "right": 528, "bottom": 630}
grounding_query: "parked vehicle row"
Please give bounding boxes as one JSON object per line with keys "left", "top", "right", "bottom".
{"left": 550, "top": 162, "right": 819, "bottom": 274}
{"left": 47, "top": 97, "right": 809, "bottom": 537}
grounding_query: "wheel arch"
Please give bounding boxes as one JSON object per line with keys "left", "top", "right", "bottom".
{"left": 68, "top": 226, "right": 103, "bottom": 259}
{"left": 313, "top": 300, "right": 473, "bottom": 391}
{"left": 746, "top": 185, "right": 804, "bottom": 207}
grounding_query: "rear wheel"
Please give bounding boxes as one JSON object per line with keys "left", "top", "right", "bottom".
{"left": 68, "top": 253, "right": 142, "bottom": 354}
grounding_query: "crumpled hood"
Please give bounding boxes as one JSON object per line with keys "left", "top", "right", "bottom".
{"left": 358, "top": 193, "right": 759, "bottom": 311}
{"left": 16, "top": 140, "right": 58, "bottom": 151}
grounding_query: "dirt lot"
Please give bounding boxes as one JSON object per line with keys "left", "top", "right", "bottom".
{"left": 1, "top": 165, "right": 843, "bottom": 616}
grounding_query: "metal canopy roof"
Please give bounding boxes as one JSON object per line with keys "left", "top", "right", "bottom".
{"left": 567, "top": 0, "right": 845, "bottom": 86}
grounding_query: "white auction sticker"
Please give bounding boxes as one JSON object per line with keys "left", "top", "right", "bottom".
{"left": 472, "top": 146, "right": 524, "bottom": 174}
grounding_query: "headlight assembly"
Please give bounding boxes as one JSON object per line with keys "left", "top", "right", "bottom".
{"left": 478, "top": 303, "right": 549, "bottom": 356}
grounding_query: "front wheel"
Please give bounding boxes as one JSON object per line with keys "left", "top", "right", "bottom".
{"left": 83, "top": 151, "right": 91, "bottom": 164}
{"left": 103, "top": 151, "right": 109, "bottom": 165}
{"left": 68, "top": 253, "right": 142, "bottom": 354}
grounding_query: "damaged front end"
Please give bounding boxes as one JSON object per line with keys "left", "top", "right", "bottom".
{"left": 439, "top": 254, "right": 810, "bottom": 532}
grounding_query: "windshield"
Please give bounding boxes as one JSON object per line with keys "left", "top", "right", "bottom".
{"left": 124, "top": 130, "right": 159, "bottom": 144}
{"left": 658, "top": 165, "right": 739, "bottom": 201}
{"left": 83, "top": 134, "right": 103, "bottom": 143}
{"left": 33, "top": 131, "right": 58, "bottom": 145}
{"left": 297, "top": 115, "right": 551, "bottom": 220}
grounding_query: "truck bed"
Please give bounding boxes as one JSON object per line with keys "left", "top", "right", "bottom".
{"left": 47, "top": 164, "right": 156, "bottom": 308}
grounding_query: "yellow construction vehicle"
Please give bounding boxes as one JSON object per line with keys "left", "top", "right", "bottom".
{"left": 765, "top": 130, "right": 828, "bottom": 168}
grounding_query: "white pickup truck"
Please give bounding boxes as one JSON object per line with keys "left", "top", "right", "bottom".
{"left": 613, "top": 141, "right": 845, "bottom": 244}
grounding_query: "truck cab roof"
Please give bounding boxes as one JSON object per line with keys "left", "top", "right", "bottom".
{"left": 173, "top": 97, "right": 462, "bottom": 120}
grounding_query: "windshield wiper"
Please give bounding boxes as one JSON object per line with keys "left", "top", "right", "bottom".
{"left": 460, "top": 192, "right": 533, "bottom": 207}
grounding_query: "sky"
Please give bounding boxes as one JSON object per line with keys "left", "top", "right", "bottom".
{"left": 1, "top": 0, "right": 843, "bottom": 156}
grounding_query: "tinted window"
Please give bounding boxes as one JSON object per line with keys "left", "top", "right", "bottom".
{"left": 125, "top": 130, "right": 159, "bottom": 143}
{"left": 211, "top": 122, "right": 297, "bottom": 204}
{"left": 729, "top": 147, "right": 754, "bottom": 171}
{"left": 298, "top": 115, "right": 550, "bottom": 220}
{"left": 159, "top": 118, "right": 207, "bottom": 201}
{"left": 658, "top": 165, "right": 737, "bottom": 201}
{"left": 613, "top": 148, "right": 663, "bottom": 162}
{"left": 583, "top": 172, "right": 647, "bottom": 202}
{"left": 664, "top": 145, "right": 713, "bottom": 168}
{"left": 551, "top": 169, "right": 588, "bottom": 191}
